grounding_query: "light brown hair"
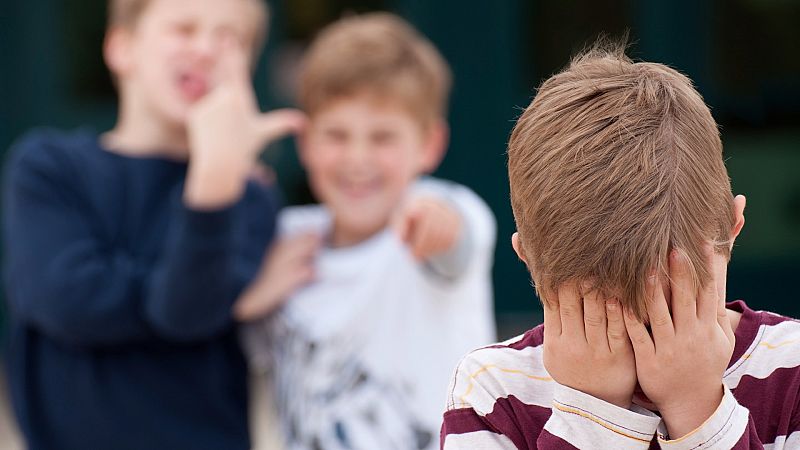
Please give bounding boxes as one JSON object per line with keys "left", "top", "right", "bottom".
{"left": 107, "top": 0, "right": 269, "bottom": 50}
{"left": 507, "top": 42, "right": 735, "bottom": 320}
{"left": 298, "top": 12, "right": 452, "bottom": 127}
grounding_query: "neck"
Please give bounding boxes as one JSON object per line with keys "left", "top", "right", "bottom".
{"left": 103, "top": 91, "right": 189, "bottom": 160}
{"left": 330, "top": 221, "right": 387, "bottom": 248}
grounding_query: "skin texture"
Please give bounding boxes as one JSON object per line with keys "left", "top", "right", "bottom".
{"left": 233, "top": 97, "right": 463, "bottom": 321}
{"left": 103, "top": 0, "right": 305, "bottom": 209}
{"left": 512, "top": 195, "right": 747, "bottom": 438}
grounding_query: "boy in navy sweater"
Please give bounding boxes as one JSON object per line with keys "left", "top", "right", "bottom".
{"left": 1, "top": 0, "right": 303, "bottom": 448}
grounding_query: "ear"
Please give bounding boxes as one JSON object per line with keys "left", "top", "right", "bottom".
{"left": 511, "top": 232, "right": 529, "bottom": 266}
{"left": 730, "top": 194, "right": 746, "bottom": 248}
{"left": 104, "top": 26, "right": 134, "bottom": 79}
{"left": 420, "top": 119, "right": 449, "bottom": 173}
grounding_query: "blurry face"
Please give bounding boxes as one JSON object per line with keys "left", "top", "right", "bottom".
{"left": 301, "top": 96, "right": 440, "bottom": 246}
{"left": 110, "top": 0, "right": 261, "bottom": 127}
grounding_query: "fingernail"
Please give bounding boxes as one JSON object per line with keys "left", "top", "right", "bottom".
{"left": 605, "top": 299, "right": 618, "bottom": 311}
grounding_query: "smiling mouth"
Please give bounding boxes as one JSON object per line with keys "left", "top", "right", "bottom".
{"left": 339, "top": 179, "right": 381, "bottom": 198}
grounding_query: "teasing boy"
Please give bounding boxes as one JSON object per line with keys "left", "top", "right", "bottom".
{"left": 237, "top": 13, "right": 497, "bottom": 450}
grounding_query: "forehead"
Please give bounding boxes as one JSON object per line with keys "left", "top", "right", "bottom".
{"left": 140, "top": 0, "right": 262, "bottom": 34}
{"left": 312, "top": 93, "right": 427, "bottom": 129}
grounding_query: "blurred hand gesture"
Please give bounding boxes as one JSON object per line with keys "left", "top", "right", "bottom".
{"left": 185, "top": 37, "right": 306, "bottom": 208}
{"left": 233, "top": 233, "right": 321, "bottom": 321}
{"left": 393, "top": 196, "right": 462, "bottom": 261}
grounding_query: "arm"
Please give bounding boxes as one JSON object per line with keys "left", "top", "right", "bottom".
{"left": 397, "top": 179, "right": 496, "bottom": 281}
{"left": 141, "top": 182, "right": 280, "bottom": 341}
{"left": 2, "top": 139, "right": 279, "bottom": 346}
{"left": 654, "top": 387, "right": 761, "bottom": 449}
{"left": 3, "top": 140, "right": 155, "bottom": 346}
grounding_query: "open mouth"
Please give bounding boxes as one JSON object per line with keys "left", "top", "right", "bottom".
{"left": 176, "top": 72, "right": 209, "bottom": 101}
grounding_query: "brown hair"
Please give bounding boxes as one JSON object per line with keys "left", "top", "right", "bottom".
{"left": 507, "top": 42, "right": 735, "bottom": 320}
{"left": 107, "top": 0, "right": 269, "bottom": 50}
{"left": 298, "top": 12, "right": 452, "bottom": 127}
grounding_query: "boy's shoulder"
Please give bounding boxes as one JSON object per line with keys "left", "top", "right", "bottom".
{"left": 7, "top": 127, "right": 98, "bottom": 168}
{"left": 726, "top": 300, "right": 800, "bottom": 388}
{"left": 446, "top": 325, "right": 551, "bottom": 415}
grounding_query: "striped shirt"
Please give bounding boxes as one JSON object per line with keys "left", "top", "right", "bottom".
{"left": 441, "top": 301, "right": 800, "bottom": 449}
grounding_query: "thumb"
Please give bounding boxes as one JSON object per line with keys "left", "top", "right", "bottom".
{"left": 254, "top": 109, "right": 307, "bottom": 145}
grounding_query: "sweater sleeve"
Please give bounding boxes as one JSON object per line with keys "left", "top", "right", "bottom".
{"left": 2, "top": 135, "right": 276, "bottom": 346}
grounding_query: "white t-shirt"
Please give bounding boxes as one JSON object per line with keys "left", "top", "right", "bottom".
{"left": 244, "top": 178, "right": 496, "bottom": 450}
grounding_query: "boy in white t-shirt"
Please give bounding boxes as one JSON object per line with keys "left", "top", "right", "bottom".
{"left": 234, "top": 13, "right": 497, "bottom": 450}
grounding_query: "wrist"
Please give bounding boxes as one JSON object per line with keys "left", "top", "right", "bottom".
{"left": 658, "top": 384, "right": 724, "bottom": 439}
{"left": 184, "top": 158, "right": 248, "bottom": 209}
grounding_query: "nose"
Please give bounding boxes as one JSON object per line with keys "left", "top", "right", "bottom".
{"left": 341, "top": 139, "right": 372, "bottom": 171}
{"left": 191, "top": 31, "right": 225, "bottom": 66}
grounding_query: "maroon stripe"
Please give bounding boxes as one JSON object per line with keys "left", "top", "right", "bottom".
{"left": 441, "top": 407, "right": 496, "bottom": 435}
{"left": 536, "top": 429, "right": 579, "bottom": 449}
{"left": 440, "top": 407, "right": 500, "bottom": 448}
{"left": 482, "top": 325, "right": 544, "bottom": 351}
{"left": 733, "top": 366, "right": 800, "bottom": 444}
{"left": 730, "top": 416, "right": 762, "bottom": 449}
{"left": 484, "top": 395, "right": 553, "bottom": 449}
{"left": 727, "top": 300, "right": 799, "bottom": 367}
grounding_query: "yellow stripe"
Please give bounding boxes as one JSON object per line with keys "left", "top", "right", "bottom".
{"left": 759, "top": 339, "right": 798, "bottom": 350}
{"left": 458, "top": 364, "right": 552, "bottom": 403}
{"left": 553, "top": 403, "right": 652, "bottom": 443}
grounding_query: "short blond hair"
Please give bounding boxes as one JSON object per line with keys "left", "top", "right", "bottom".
{"left": 298, "top": 12, "right": 452, "bottom": 126}
{"left": 508, "top": 43, "right": 735, "bottom": 320}
{"left": 107, "top": 0, "right": 269, "bottom": 50}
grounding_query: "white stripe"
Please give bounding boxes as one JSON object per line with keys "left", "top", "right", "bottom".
{"left": 545, "top": 406, "right": 655, "bottom": 450}
{"left": 726, "top": 321, "right": 800, "bottom": 389}
{"left": 764, "top": 430, "right": 800, "bottom": 450}
{"left": 659, "top": 387, "right": 750, "bottom": 450}
{"left": 443, "top": 430, "right": 517, "bottom": 449}
{"left": 449, "top": 343, "right": 553, "bottom": 414}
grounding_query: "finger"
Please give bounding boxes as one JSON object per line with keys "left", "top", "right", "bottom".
{"left": 558, "top": 282, "right": 585, "bottom": 342}
{"left": 410, "top": 212, "right": 437, "bottom": 260}
{"left": 645, "top": 273, "right": 674, "bottom": 343}
{"left": 541, "top": 285, "right": 562, "bottom": 339}
{"left": 393, "top": 201, "right": 419, "bottom": 244}
{"left": 217, "top": 35, "right": 250, "bottom": 88}
{"left": 582, "top": 287, "right": 608, "bottom": 347}
{"left": 623, "top": 306, "right": 654, "bottom": 356}
{"left": 696, "top": 242, "right": 720, "bottom": 322}
{"left": 255, "top": 109, "right": 308, "bottom": 144}
{"left": 669, "top": 248, "right": 697, "bottom": 330}
{"left": 605, "top": 298, "right": 629, "bottom": 353}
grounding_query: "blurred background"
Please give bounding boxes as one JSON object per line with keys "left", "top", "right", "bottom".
{"left": 1, "top": 0, "right": 798, "bottom": 448}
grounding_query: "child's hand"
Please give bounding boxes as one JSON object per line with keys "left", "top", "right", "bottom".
{"left": 393, "top": 197, "right": 462, "bottom": 261}
{"left": 232, "top": 233, "right": 320, "bottom": 321}
{"left": 542, "top": 283, "right": 636, "bottom": 408}
{"left": 185, "top": 38, "right": 306, "bottom": 209}
{"left": 623, "top": 245, "right": 735, "bottom": 439}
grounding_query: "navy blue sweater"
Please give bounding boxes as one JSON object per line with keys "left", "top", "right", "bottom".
{"left": 2, "top": 129, "right": 279, "bottom": 450}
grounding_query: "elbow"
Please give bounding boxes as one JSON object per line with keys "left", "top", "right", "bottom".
{"left": 143, "top": 293, "right": 234, "bottom": 342}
